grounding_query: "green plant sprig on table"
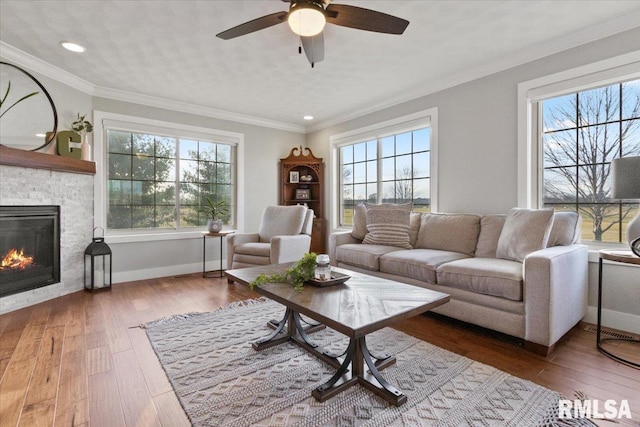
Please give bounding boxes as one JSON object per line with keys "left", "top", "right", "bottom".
{"left": 250, "top": 252, "right": 317, "bottom": 292}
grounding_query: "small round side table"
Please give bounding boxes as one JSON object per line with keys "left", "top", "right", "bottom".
{"left": 597, "top": 249, "right": 640, "bottom": 368}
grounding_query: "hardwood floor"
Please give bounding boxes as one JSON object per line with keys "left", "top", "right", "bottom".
{"left": 1, "top": 274, "right": 638, "bottom": 426}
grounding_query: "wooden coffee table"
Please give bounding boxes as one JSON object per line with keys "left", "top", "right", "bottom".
{"left": 226, "top": 263, "right": 450, "bottom": 406}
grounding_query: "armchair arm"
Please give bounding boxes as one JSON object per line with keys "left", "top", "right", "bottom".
{"left": 226, "top": 233, "right": 259, "bottom": 270}
{"left": 270, "top": 235, "right": 312, "bottom": 264}
{"left": 523, "top": 244, "right": 588, "bottom": 348}
{"left": 328, "top": 231, "right": 360, "bottom": 266}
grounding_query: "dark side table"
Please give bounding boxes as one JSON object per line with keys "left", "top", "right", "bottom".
{"left": 202, "top": 230, "right": 235, "bottom": 278}
{"left": 597, "top": 249, "right": 640, "bottom": 368}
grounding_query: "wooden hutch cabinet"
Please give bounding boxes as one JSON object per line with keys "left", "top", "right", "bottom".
{"left": 280, "top": 147, "right": 326, "bottom": 254}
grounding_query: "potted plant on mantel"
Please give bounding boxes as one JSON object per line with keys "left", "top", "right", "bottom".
{"left": 204, "top": 197, "right": 230, "bottom": 233}
{"left": 71, "top": 113, "right": 93, "bottom": 161}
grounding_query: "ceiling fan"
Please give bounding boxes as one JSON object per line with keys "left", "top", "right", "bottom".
{"left": 216, "top": 0, "right": 409, "bottom": 67}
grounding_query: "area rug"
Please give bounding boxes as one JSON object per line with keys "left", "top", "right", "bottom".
{"left": 145, "top": 298, "right": 592, "bottom": 426}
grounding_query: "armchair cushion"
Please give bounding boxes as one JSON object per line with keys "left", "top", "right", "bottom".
{"left": 233, "top": 242, "right": 271, "bottom": 257}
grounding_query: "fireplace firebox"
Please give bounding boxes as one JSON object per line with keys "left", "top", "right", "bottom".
{"left": 0, "top": 206, "right": 60, "bottom": 298}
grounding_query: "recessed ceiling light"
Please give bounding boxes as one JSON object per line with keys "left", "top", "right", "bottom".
{"left": 60, "top": 41, "right": 86, "bottom": 53}
{"left": 303, "top": 115, "right": 314, "bottom": 120}
{"left": 35, "top": 133, "right": 46, "bottom": 138}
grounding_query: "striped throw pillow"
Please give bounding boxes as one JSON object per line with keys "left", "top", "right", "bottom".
{"left": 362, "top": 203, "right": 412, "bottom": 249}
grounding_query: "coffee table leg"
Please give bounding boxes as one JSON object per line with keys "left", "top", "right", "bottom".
{"left": 252, "top": 308, "right": 292, "bottom": 350}
{"left": 254, "top": 309, "right": 326, "bottom": 352}
{"left": 312, "top": 336, "right": 405, "bottom": 406}
{"left": 359, "top": 336, "right": 406, "bottom": 406}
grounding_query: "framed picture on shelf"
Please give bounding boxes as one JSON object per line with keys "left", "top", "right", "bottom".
{"left": 295, "top": 188, "right": 311, "bottom": 200}
{"left": 289, "top": 171, "right": 299, "bottom": 183}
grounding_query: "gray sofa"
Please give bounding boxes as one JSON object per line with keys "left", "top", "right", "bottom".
{"left": 329, "top": 205, "right": 589, "bottom": 355}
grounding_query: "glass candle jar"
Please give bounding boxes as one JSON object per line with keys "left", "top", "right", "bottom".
{"left": 314, "top": 254, "right": 331, "bottom": 281}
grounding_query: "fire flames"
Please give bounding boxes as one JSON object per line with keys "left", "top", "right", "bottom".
{"left": 0, "top": 248, "right": 34, "bottom": 270}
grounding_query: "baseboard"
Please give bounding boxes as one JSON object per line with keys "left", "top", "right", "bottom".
{"left": 112, "top": 259, "right": 227, "bottom": 284}
{"left": 583, "top": 306, "right": 640, "bottom": 334}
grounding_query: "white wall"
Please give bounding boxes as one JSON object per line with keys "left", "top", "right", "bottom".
{"left": 306, "top": 27, "right": 640, "bottom": 333}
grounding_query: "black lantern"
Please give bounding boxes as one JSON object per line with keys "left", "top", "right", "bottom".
{"left": 84, "top": 227, "right": 112, "bottom": 290}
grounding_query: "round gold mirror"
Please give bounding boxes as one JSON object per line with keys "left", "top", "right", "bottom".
{"left": 0, "top": 61, "right": 58, "bottom": 151}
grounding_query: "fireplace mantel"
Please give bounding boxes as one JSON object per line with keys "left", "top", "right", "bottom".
{"left": 0, "top": 145, "right": 96, "bottom": 175}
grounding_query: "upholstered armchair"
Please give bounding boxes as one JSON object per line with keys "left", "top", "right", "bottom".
{"left": 227, "top": 205, "right": 313, "bottom": 277}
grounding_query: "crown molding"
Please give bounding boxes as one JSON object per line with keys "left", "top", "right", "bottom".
{"left": 0, "top": 41, "right": 305, "bottom": 134}
{"left": 92, "top": 86, "right": 306, "bottom": 133}
{"left": 306, "top": 13, "right": 640, "bottom": 133}
{"left": 0, "top": 41, "right": 95, "bottom": 94}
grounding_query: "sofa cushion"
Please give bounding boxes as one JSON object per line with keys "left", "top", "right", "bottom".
{"left": 351, "top": 202, "right": 367, "bottom": 240}
{"left": 362, "top": 203, "right": 412, "bottom": 249}
{"left": 335, "top": 244, "right": 402, "bottom": 271}
{"left": 380, "top": 249, "right": 470, "bottom": 283}
{"left": 436, "top": 257, "right": 524, "bottom": 301}
{"left": 548, "top": 211, "right": 580, "bottom": 246}
{"left": 258, "top": 205, "right": 306, "bottom": 242}
{"left": 475, "top": 214, "right": 506, "bottom": 258}
{"left": 415, "top": 213, "right": 481, "bottom": 256}
{"left": 496, "top": 208, "right": 554, "bottom": 262}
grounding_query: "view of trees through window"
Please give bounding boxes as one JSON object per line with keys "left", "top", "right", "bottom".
{"left": 340, "top": 128, "right": 430, "bottom": 226}
{"left": 107, "top": 129, "right": 233, "bottom": 230}
{"left": 542, "top": 79, "right": 640, "bottom": 242}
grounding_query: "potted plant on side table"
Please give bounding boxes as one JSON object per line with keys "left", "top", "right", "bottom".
{"left": 204, "top": 197, "right": 230, "bottom": 233}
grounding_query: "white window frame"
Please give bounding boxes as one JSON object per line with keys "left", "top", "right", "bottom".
{"left": 93, "top": 111, "right": 245, "bottom": 243}
{"left": 329, "top": 108, "right": 438, "bottom": 231}
{"left": 517, "top": 51, "right": 640, "bottom": 208}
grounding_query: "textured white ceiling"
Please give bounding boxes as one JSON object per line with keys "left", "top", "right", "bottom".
{"left": 1, "top": 0, "right": 640, "bottom": 132}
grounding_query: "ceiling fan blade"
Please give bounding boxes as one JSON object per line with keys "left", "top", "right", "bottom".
{"left": 326, "top": 4, "right": 409, "bottom": 34}
{"left": 301, "top": 34, "right": 324, "bottom": 66}
{"left": 216, "top": 11, "right": 288, "bottom": 40}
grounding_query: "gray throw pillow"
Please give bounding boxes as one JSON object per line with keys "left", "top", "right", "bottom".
{"left": 547, "top": 211, "right": 580, "bottom": 246}
{"left": 496, "top": 208, "right": 554, "bottom": 262}
{"left": 362, "top": 203, "right": 412, "bottom": 249}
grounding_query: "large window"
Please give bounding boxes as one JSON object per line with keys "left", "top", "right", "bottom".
{"left": 106, "top": 128, "right": 235, "bottom": 232}
{"left": 339, "top": 127, "right": 431, "bottom": 226}
{"left": 541, "top": 79, "right": 640, "bottom": 243}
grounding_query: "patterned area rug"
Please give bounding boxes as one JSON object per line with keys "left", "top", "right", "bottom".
{"left": 145, "top": 298, "right": 592, "bottom": 426}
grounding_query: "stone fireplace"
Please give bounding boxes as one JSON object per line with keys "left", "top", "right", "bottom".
{"left": 0, "top": 205, "right": 61, "bottom": 297}
{"left": 0, "top": 148, "right": 94, "bottom": 314}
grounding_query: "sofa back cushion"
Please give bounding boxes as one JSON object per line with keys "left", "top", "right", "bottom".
{"left": 415, "top": 213, "right": 481, "bottom": 256}
{"left": 475, "top": 214, "right": 507, "bottom": 258}
{"left": 496, "top": 208, "right": 554, "bottom": 262}
{"left": 548, "top": 211, "right": 581, "bottom": 246}
{"left": 362, "top": 203, "right": 413, "bottom": 249}
{"left": 409, "top": 212, "right": 422, "bottom": 247}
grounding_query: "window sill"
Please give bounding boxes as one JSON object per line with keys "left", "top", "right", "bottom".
{"left": 105, "top": 230, "right": 227, "bottom": 244}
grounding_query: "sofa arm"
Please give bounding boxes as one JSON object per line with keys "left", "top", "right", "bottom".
{"left": 328, "top": 231, "right": 360, "bottom": 266}
{"left": 270, "top": 235, "right": 312, "bottom": 264}
{"left": 523, "top": 244, "right": 588, "bottom": 349}
{"left": 226, "top": 233, "right": 259, "bottom": 270}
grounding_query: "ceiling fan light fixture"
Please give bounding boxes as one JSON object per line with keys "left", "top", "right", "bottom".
{"left": 288, "top": 1, "right": 326, "bottom": 37}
